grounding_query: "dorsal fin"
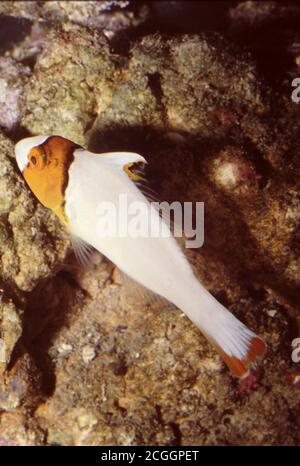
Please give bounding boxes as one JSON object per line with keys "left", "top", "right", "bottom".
{"left": 99, "top": 152, "right": 146, "bottom": 170}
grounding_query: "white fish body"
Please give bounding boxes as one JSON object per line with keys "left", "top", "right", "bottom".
{"left": 66, "top": 149, "right": 265, "bottom": 376}
{"left": 15, "top": 136, "right": 266, "bottom": 377}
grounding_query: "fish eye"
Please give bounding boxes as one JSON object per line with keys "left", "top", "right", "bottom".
{"left": 28, "top": 147, "right": 47, "bottom": 170}
{"left": 30, "top": 155, "right": 37, "bottom": 165}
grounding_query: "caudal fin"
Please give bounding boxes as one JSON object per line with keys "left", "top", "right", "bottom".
{"left": 197, "top": 303, "right": 266, "bottom": 378}
{"left": 212, "top": 333, "right": 266, "bottom": 378}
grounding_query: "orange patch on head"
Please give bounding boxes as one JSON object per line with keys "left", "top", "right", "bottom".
{"left": 23, "top": 136, "right": 79, "bottom": 223}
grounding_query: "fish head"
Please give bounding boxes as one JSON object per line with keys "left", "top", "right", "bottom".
{"left": 15, "top": 135, "right": 79, "bottom": 222}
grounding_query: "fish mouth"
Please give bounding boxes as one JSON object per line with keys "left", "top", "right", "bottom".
{"left": 15, "top": 135, "right": 50, "bottom": 172}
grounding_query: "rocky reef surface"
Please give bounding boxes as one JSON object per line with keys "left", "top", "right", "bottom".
{"left": 0, "top": 1, "right": 299, "bottom": 445}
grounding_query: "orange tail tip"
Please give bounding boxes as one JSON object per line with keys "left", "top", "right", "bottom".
{"left": 217, "top": 336, "right": 266, "bottom": 378}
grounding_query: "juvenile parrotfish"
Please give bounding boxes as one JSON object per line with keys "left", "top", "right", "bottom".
{"left": 15, "top": 135, "right": 266, "bottom": 378}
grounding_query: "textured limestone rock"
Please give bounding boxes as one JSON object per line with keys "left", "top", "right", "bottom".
{"left": 92, "top": 33, "right": 266, "bottom": 139}
{"left": 0, "top": 6, "right": 299, "bottom": 446}
{"left": 0, "top": 131, "right": 69, "bottom": 423}
{"left": 30, "top": 260, "right": 298, "bottom": 445}
{"left": 0, "top": 1, "right": 148, "bottom": 35}
{"left": 229, "top": 1, "right": 300, "bottom": 33}
{"left": 0, "top": 133, "right": 69, "bottom": 291}
{"left": 0, "top": 58, "right": 31, "bottom": 131}
{"left": 21, "top": 25, "right": 116, "bottom": 145}
{"left": 0, "top": 410, "right": 43, "bottom": 446}
{"left": 0, "top": 297, "right": 22, "bottom": 375}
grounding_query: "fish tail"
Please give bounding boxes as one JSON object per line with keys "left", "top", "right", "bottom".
{"left": 209, "top": 331, "right": 266, "bottom": 378}
{"left": 202, "top": 306, "right": 266, "bottom": 378}
{"left": 182, "top": 291, "right": 266, "bottom": 378}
